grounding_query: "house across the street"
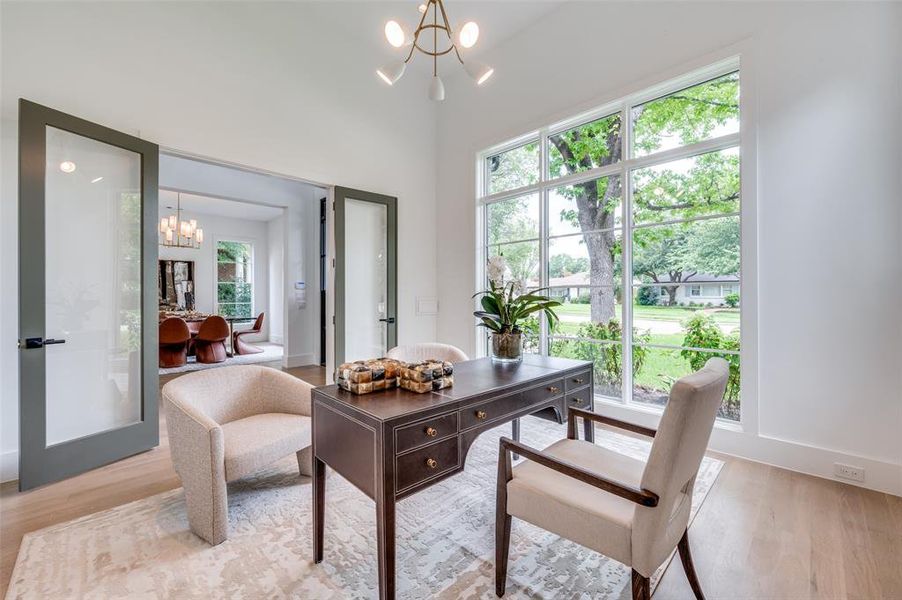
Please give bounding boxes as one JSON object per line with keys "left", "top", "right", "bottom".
{"left": 547, "top": 272, "right": 740, "bottom": 306}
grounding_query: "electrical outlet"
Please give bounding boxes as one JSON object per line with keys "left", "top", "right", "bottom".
{"left": 834, "top": 463, "right": 865, "bottom": 482}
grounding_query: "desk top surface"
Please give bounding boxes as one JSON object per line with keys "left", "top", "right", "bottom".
{"left": 313, "top": 355, "right": 591, "bottom": 422}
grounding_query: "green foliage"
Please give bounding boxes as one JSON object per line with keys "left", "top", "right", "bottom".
{"left": 487, "top": 143, "right": 539, "bottom": 194}
{"left": 573, "top": 293, "right": 591, "bottom": 304}
{"left": 636, "top": 286, "right": 659, "bottom": 306}
{"left": 680, "top": 314, "right": 740, "bottom": 406}
{"left": 474, "top": 279, "right": 561, "bottom": 334}
{"left": 724, "top": 293, "right": 740, "bottom": 308}
{"left": 548, "top": 254, "right": 589, "bottom": 278}
{"left": 551, "top": 320, "right": 650, "bottom": 391}
{"left": 548, "top": 114, "right": 622, "bottom": 178}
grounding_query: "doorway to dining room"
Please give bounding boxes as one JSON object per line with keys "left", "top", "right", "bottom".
{"left": 157, "top": 152, "right": 326, "bottom": 376}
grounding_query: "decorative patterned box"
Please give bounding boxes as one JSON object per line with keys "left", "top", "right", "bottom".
{"left": 336, "top": 358, "right": 405, "bottom": 395}
{"left": 400, "top": 360, "right": 454, "bottom": 394}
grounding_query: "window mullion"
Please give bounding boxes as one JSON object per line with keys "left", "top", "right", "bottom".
{"left": 622, "top": 102, "right": 634, "bottom": 406}
{"left": 539, "top": 128, "right": 550, "bottom": 356}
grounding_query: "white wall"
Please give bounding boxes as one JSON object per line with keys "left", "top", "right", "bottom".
{"left": 158, "top": 210, "right": 270, "bottom": 341}
{"left": 267, "top": 216, "right": 286, "bottom": 346}
{"left": 0, "top": 1, "right": 438, "bottom": 480}
{"left": 435, "top": 2, "right": 902, "bottom": 494}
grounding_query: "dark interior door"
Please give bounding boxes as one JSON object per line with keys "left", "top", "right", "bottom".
{"left": 18, "top": 99, "right": 159, "bottom": 490}
{"left": 333, "top": 187, "right": 397, "bottom": 365}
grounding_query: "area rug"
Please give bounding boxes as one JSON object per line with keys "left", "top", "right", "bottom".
{"left": 7, "top": 418, "right": 722, "bottom": 599}
{"left": 158, "top": 343, "right": 283, "bottom": 375}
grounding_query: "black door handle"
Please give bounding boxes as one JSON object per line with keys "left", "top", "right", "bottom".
{"left": 378, "top": 317, "right": 396, "bottom": 324}
{"left": 23, "top": 337, "right": 66, "bottom": 349}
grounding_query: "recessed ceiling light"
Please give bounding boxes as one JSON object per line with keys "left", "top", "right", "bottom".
{"left": 59, "top": 161, "right": 76, "bottom": 173}
{"left": 91, "top": 176, "right": 104, "bottom": 184}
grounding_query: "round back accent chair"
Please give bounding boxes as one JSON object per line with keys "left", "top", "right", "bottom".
{"left": 495, "top": 358, "right": 730, "bottom": 600}
{"left": 194, "top": 315, "right": 230, "bottom": 364}
{"left": 163, "top": 365, "right": 314, "bottom": 545}
{"left": 386, "top": 343, "right": 469, "bottom": 363}
{"left": 159, "top": 317, "right": 191, "bottom": 368}
{"left": 233, "top": 312, "right": 265, "bottom": 355}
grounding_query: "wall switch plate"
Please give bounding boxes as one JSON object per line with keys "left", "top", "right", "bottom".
{"left": 834, "top": 463, "right": 865, "bottom": 482}
{"left": 416, "top": 297, "right": 439, "bottom": 316}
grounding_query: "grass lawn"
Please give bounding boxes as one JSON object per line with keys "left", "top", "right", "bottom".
{"left": 555, "top": 302, "right": 740, "bottom": 326}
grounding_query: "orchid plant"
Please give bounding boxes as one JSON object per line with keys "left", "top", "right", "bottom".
{"left": 474, "top": 256, "right": 561, "bottom": 335}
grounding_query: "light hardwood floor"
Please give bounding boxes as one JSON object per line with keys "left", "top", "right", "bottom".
{"left": 2, "top": 363, "right": 900, "bottom": 598}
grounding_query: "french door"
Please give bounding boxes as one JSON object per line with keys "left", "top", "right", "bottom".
{"left": 18, "top": 100, "right": 159, "bottom": 490}
{"left": 333, "top": 187, "right": 397, "bottom": 365}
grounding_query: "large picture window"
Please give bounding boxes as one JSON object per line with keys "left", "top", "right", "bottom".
{"left": 216, "top": 240, "right": 253, "bottom": 318}
{"left": 478, "top": 63, "right": 742, "bottom": 421}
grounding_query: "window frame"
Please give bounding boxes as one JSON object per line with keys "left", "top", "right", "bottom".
{"left": 214, "top": 238, "right": 255, "bottom": 319}
{"left": 476, "top": 57, "right": 746, "bottom": 424}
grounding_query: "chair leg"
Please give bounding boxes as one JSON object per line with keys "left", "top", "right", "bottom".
{"left": 495, "top": 443, "right": 513, "bottom": 597}
{"left": 631, "top": 569, "right": 650, "bottom": 600}
{"left": 296, "top": 446, "right": 313, "bottom": 476}
{"left": 678, "top": 528, "right": 705, "bottom": 600}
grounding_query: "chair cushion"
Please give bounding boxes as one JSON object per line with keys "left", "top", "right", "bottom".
{"left": 506, "top": 438, "right": 646, "bottom": 565}
{"left": 221, "top": 413, "right": 311, "bottom": 481}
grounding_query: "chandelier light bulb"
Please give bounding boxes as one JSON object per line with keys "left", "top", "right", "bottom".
{"left": 59, "top": 161, "right": 76, "bottom": 173}
{"left": 464, "top": 61, "right": 494, "bottom": 85}
{"left": 160, "top": 218, "right": 168, "bottom": 234}
{"left": 377, "top": 61, "right": 407, "bottom": 85}
{"left": 384, "top": 20, "right": 407, "bottom": 48}
{"left": 458, "top": 21, "right": 479, "bottom": 48}
{"left": 428, "top": 75, "right": 445, "bottom": 101}
{"left": 418, "top": 3, "right": 427, "bottom": 13}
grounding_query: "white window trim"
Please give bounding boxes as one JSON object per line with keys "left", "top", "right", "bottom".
{"left": 475, "top": 55, "right": 757, "bottom": 431}
{"left": 214, "top": 237, "right": 256, "bottom": 318}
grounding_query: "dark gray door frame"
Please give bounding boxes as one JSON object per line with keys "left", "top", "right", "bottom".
{"left": 333, "top": 186, "right": 397, "bottom": 365}
{"left": 18, "top": 99, "right": 160, "bottom": 491}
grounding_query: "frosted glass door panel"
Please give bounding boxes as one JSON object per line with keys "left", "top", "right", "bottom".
{"left": 343, "top": 198, "right": 387, "bottom": 361}
{"left": 44, "top": 127, "right": 143, "bottom": 446}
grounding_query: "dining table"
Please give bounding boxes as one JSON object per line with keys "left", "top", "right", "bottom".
{"left": 158, "top": 312, "right": 256, "bottom": 357}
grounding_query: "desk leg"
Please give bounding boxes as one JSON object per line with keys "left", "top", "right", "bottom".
{"left": 511, "top": 418, "right": 520, "bottom": 460}
{"left": 313, "top": 456, "right": 325, "bottom": 563}
{"left": 375, "top": 495, "right": 396, "bottom": 600}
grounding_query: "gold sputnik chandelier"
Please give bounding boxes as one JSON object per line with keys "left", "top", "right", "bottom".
{"left": 376, "top": 0, "right": 494, "bottom": 101}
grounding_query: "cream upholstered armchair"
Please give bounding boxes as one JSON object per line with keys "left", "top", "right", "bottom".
{"left": 386, "top": 343, "right": 469, "bottom": 363}
{"left": 163, "top": 365, "right": 314, "bottom": 545}
{"left": 495, "top": 358, "right": 730, "bottom": 600}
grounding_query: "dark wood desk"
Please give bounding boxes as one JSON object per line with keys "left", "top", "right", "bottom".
{"left": 311, "top": 355, "right": 594, "bottom": 599}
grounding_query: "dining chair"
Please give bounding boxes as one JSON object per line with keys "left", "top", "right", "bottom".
{"left": 233, "top": 312, "right": 265, "bottom": 355}
{"left": 159, "top": 317, "right": 191, "bottom": 368}
{"left": 385, "top": 342, "right": 468, "bottom": 363}
{"left": 495, "top": 357, "right": 730, "bottom": 600}
{"left": 194, "top": 315, "right": 230, "bottom": 364}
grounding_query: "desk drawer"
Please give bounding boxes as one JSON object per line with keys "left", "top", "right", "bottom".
{"left": 395, "top": 412, "right": 458, "bottom": 453}
{"left": 522, "top": 379, "right": 564, "bottom": 404}
{"left": 565, "top": 369, "right": 592, "bottom": 392}
{"left": 396, "top": 436, "right": 459, "bottom": 492}
{"left": 566, "top": 385, "right": 592, "bottom": 410}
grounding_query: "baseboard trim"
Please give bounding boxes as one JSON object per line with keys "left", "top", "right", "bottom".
{"left": 2, "top": 449, "right": 18, "bottom": 483}
{"left": 592, "top": 399, "right": 901, "bottom": 496}
{"left": 284, "top": 353, "right": 317, "bottom": 368}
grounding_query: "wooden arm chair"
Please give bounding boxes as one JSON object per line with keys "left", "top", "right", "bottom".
{"left": 495, "top": 358, "right": 730, "bottom": 600}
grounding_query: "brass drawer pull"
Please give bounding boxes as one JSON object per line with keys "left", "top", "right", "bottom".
{"left": 426, "top": 458, "right": 438, "bottom": 469}
{"left": 573, "top": 377, "right": 585, "bottom": 384}
{"left": 476, "top": 410, "right": 487, "bottom": 420}
{"left": 425, "top": 426, "right": 437, "bottom": 437}
{"left": 547, "top": 386, "right": 560, "bottom": 394}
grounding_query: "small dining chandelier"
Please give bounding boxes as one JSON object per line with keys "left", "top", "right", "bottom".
{"left": 376, "top": 0, "right": 494, "bottom": 101}
{"left": 159, "top": 193, "right": 204, "bottom": 249}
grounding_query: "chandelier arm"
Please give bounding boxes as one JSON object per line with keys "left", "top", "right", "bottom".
{"left": 405, "top": 2, "right": 431, "bottom": 64}
{"left": 436, "top": 0, "right": 455, "bottom": 41}
{"left": 433, "top": 1, "right": 438, "bottom": 76}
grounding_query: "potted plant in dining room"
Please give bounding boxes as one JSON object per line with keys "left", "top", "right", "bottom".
{"left": 475, "top": 256, "right": 561, "bottom": 363}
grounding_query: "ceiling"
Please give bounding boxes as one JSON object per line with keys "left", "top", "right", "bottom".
{"left": 158, "top": 189, "right": 283, "bottom": 221}
{"left": 309, "top": 1, "right": 563, "bottom": 74}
